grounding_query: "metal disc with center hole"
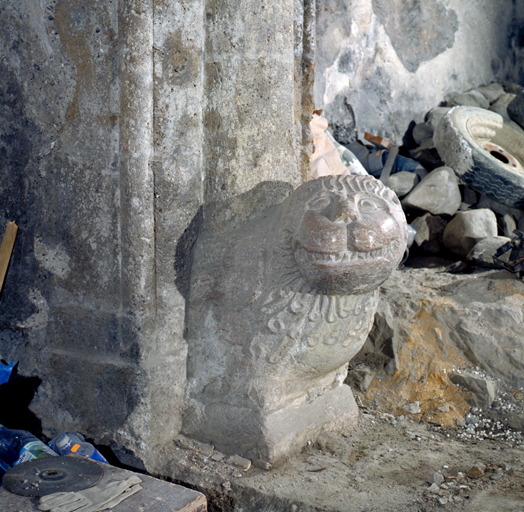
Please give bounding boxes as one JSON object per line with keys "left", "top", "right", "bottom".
{"left": 3, "top": 456, "right": 104, "bottom": 497}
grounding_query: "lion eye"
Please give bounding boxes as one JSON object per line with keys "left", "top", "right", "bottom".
{"left": 308, "top": 196, "right": 332, "bottom": 210}
{"left": 358, "top": 198, "right": 383, "bottom": 213}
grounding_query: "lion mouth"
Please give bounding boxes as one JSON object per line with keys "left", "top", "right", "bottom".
{"left": 293, "top": 244, "right": 393, "bottom": 266}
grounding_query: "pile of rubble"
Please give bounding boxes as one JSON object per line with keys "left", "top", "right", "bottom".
{"left": 401, "top": 81, "right": 524, "bottom": 269}
{"left": 330, "top": 80, "right": 524, "bottom": 271}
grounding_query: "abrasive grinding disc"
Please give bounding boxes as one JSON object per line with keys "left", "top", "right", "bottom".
{"left": 3, "top": 456, "right": 104, "bottom": 497}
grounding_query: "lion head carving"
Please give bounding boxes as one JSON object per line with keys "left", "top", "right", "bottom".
{"left": 272, "top": 174, "right": 407, "bottom": 295}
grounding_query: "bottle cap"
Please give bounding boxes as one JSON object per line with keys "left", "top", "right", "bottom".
{"left": 55, "top": 434, "right": 71, "bottom": 449}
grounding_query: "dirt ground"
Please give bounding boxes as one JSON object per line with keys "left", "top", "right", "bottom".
{"left": 160, "top": 405, "right": 524, "bottom": 512}
{"left": 291, "top": 410, "right": 524, "bottom": 512}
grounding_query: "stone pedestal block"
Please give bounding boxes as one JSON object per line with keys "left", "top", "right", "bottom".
{"left": 184, "top": 385, "right": 359, "bottom": 468}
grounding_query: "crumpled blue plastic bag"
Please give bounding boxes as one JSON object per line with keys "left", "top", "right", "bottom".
{"left": 0, "top": 361, "right": 15, "bottom": 385}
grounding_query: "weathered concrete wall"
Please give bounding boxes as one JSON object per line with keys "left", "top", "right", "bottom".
{"left": 0, "top": 0, "right": 169, "bottom": 469}
{"left": 0, "top": 0, "right": 313, "bottom": 472}
{"left": 202, "top": 0, "right": 314, "bottom": 234}
{"left": 316, "top": 0, "right": 523, "bottom": 141}
{"left": 0, "top": 0, "right": 133, "bottom": 430}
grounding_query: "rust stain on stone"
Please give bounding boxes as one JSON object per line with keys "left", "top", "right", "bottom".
{"left": 55, "top": 0, "right": 94, "bottom": 124}
{"left": 364, "top": 303, "right": 473, "bottom": 427}
{"left": 295, "top": 0, "right": 315, "bottom": 184}
{"left": 162, "top": 31, "right": 200, "bottom": 86}
{"left": 205, "top": 60, "right": 223, "bottom": 91}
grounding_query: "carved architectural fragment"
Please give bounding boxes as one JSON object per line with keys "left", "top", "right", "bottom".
{"left": 183, "top": 175, "right": 408, "bottom": 467}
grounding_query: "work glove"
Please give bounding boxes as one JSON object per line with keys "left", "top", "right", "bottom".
{"left": 38, "top": 475, "right": 142, "bottom": 512}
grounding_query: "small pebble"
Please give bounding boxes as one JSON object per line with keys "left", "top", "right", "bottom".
{"left": 403, "top": 401, "right": 422, "bottom": 414}
{"left": 467, "top": 463, "right": 486, "bottom": 479}
{"left": 428, "top": 471, "right": 444, "bottom": 486}
{"left": 227, "top": 454, "right": 252, "bottom": 470}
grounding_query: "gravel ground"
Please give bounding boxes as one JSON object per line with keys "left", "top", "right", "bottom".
{"left": 159, "top": 407, "right": 524, "bottom": 512}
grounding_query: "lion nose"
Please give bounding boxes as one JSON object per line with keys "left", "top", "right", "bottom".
{"left": 333, "top": 198, "right": 360, "bottom": 223}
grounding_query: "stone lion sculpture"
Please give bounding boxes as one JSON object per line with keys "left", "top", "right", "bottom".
{"left": 183, "top": 174, "right": 407, "bottom": 467}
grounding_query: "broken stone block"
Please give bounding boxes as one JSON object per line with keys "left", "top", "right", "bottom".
{"left": 346, "top": 368, "right": 375, "bottom": 392}
{"left": 183, "top": 175, "right": 408, "bottom": 467}
{"left": 502, "top": 214, "right": 517, "bottom": 237}
{"left": 426, "top": 107, "right": 451, "bottom": 130}
{"left": 466, "top": 236, "right": 511, "bottom": 267}
{"left": 456, "top": 417, "right": 466, "bottom": 427}
{"left": 507, "top": 87, "right": 524, "bottom": 129}
{"left": 448, "top": 90, "right": 490, "bottom": 109}
{"left": 323, "top": 94, "right": 358, "bottom": 145}
{"left": 466, "top": 463, "right": 486, "bottom": 479}
{"left": 462, "top": 186, "right": 478, "bottom": 207}
{"left": 477, "top": 194, "right": 524, "bottom": 220}
{"left": 176, "top": 436, "right": 215, "bottom": 457}
{"left": 402, "top": 167, "right": 461, "bottom": 216}
{"left": 502, "top": 81, "right": 523, "bottom": 94}
{"left": 411, "top": 213, "right": 448, "bottom": 253}
{"left": 227, "top": 455, "right": 252, "bottom": 471}
{"left": 442, "top": 209, "right": 498, "bottom": 257}
{"left": 412, "top": 122, "right": 434, "bottom": 146}
{"left": 449, "top": 373, "right": 497, "bottom": 409}
{"left": 476, "top": 82, "right": 505, "bottom": 104}
{"left": 211, "top": 452, "right": 226, "bottom": 462}
{"left": 489, "top": 93, "right": 524, "bottom": 131}
{"left": 386, "top": 171, "right": 419, "bottom": 198}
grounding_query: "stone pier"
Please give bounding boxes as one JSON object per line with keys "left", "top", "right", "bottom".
{"left": 0, "top": 0, "right": 313, "bottom": 472}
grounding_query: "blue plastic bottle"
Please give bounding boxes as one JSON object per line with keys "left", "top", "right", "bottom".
{"left": 0, "top": 425, "right": 58, "bottom": 466}
{"left": 0, "top": 458, "right": 10, "bottom": 483}
{"left": 50, "top": 432, "right": 108, "bottom": 464}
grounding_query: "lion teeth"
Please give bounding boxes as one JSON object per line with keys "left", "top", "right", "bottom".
{"left": 294, "top": 244, "right": 393, "bottom": 265}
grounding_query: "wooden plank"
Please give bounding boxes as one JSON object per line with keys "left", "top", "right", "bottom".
{"left": 363, "top": 131, "right": 394, "bottom": 150}
{"left": 0, "top": 221, "right": 18, "bottom": 293}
